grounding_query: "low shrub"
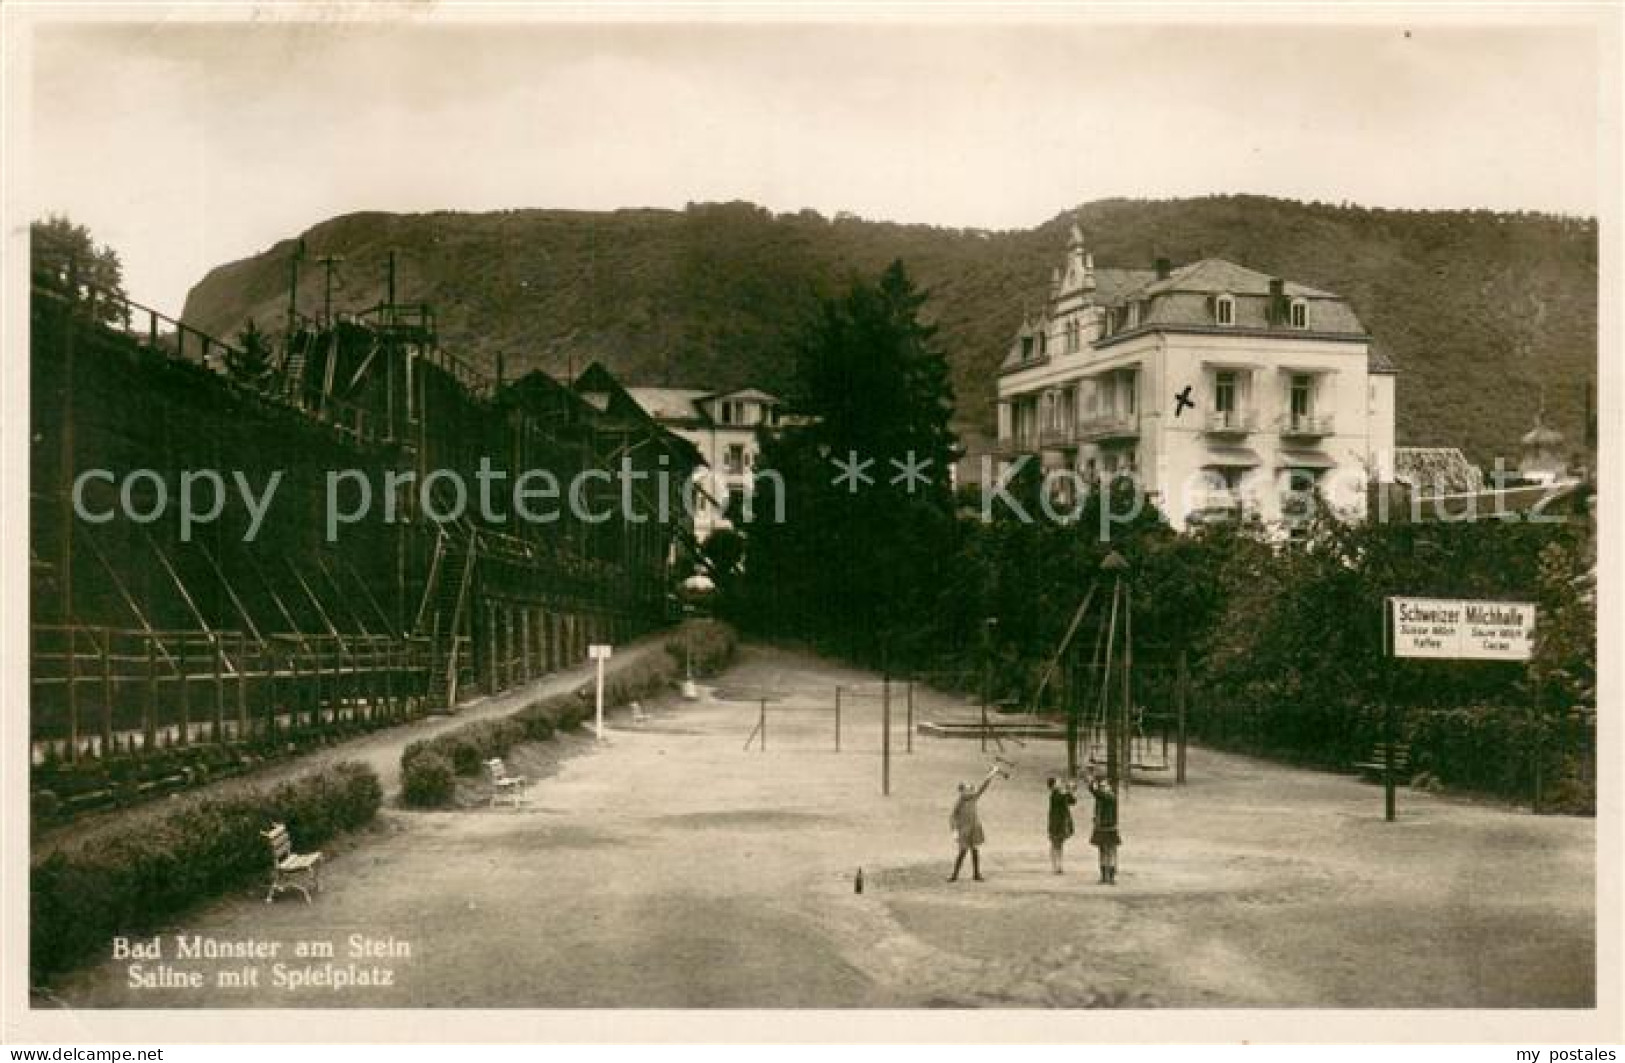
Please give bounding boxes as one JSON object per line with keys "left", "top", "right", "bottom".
{"left": 30, "top": 760, "right": 382, "bottom": 981}
{"left": 400, "top": 751, "right": 455, "bottom": 809}
{"left": 666, "top": 618, "right": 738, "bottom": 679}
{"left": 399, "top": 717, "right": 531, "bottom": 802}
{"left": 400, "top": 627, "right": 740, "bottom": 803}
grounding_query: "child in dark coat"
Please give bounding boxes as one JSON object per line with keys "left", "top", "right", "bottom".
{"left": 1046, "top": 776, "right": 1077, "bottom": 874}
{"left": 1085, "top": 769, "right": 1122, "bottom": 885}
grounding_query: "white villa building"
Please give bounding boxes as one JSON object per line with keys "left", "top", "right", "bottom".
{"left": 625, "top": 386, "right": 786, "bottom": 541}
{"left": 994, "top": 224, "right": 1397, "bottom": 532}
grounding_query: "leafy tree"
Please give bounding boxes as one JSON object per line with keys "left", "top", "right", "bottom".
{"left": 30, "top": 215, "right": 127, "bottom": 326}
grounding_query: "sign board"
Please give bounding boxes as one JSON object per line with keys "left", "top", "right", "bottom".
{"left": 1388, "top": 598, "right": 1536, "bottom": 661}
{"left": 588, "top": 644, "right": 612, "bottom": 660}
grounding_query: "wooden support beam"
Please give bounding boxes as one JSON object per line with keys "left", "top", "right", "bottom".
{"left": 521, "top": 608, "right": 532, "bottom": 682}
{"left": 142, "top": 531, "right": 215, "bottom": 636}
{"left": 144, "top": 635, "right": 157, "bottom": 753}
{"left": 196, "top": 542, "right": 264, "bottom": 647}
{"left": 82, "top": 525, "right": 176, "bottom": 667}
{"left": 100, "top": 628, "right": 114, "bottom": 757}
{"left": 66, "top": 627, "right": 80, "bottom": 764}
{"left": 178, "top": 637, "right": 192, "bottom": 748}
{"left": 236, "top": 632, "right": 249, "bottom": 739}
{"left": 239, "top": 549, "right": 314, "bottom": 655}
{"left": 505, "top": 606, "right": 516, "bottom": 689}
{"left": 212, "top": 634, "right": 225, "bottom": 743}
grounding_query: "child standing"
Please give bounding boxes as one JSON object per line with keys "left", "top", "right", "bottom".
{"left": 1086, "top": 769, "right": 1121, "bottom": 885}
{"left": 1046, "top": 776, "right": 1077, "bottom": 874}
{"left": 948, "top": 764, "right": 1006, "bottom": 882}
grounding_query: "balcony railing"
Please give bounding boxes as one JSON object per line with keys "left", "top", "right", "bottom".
{"left": 1039, "top": 424, "right": 1078, "bottom": 447}
{"left": 1080, "top": 411, "right": 1141, "bottom": 441}
{"left": 1203, "top": 409, "right": 1258, "bottom": 435}
{"left": 1188, "top": 491, "right": 1255, "bottom": 523}
{"left": 1278, "top": 413, "right": 1335, "bottom": 438}
{"left": 993, "top": 434, "right": 1039, "bottom": 457}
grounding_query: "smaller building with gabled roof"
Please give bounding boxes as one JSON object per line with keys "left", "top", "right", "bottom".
{"left": 622, "top": 383, "right": 790, "bottom": 541}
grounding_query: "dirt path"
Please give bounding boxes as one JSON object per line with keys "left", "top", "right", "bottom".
{"left": 42, "top": 644, "right": 1594, "bottom": 1009}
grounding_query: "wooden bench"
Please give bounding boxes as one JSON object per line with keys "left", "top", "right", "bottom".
{"left": 1352, "top": 743, "right": 1411, "bottom": 782}
{"left": 485, "top": 757, "right": 528, "bottom": 808}
{"left": 260, "top": 822, "right": 322, "bottom": 904}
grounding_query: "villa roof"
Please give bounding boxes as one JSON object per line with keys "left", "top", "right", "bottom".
{"left": 624, "top": 387, "right": 713, "bottom": 423}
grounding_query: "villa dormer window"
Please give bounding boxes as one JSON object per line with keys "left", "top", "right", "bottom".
{"left": 1127, "top": 302, "right": 1141, "bottom": 329}
{"left": 1215, "top": 294, "right": 1235, "bottom": 326}
{"left": 1290, "top": 299, "right": 1308, "bottom": 329}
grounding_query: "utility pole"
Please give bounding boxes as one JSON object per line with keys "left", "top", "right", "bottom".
{"left": 882, "top": 638, "right": 893, "bottom": 796}
{"left": 1176, "top": 649, "right": 1189, "bottom": 785}
{"left": 59, "top": 255, "right": 79, "bottom": 762}
{"left": 882, "top": 674, "right": 892, "bottom": 796}
{"left": 286, "top": 239, "right": 306, "bottom": 338}
{"left": 981, "top": 617, "right": 997, "bottom": 754}
{"left": 316, "top": 254, "right": 345, "bottom": 325}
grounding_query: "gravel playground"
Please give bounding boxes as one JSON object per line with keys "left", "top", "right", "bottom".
{"left": 45, "top": 644, "right": 1595, "bottom": 1009}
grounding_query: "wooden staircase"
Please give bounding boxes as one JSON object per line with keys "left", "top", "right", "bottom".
{"left": 417, "top": 529, "right": 477, "bottom": 711}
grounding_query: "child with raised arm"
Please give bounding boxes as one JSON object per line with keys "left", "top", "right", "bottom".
{"left": 1085, "top": 768, "right": 1121, "bottom": 885}
{"left": 948, "top": 763, "right": 1007, "bottom": 883}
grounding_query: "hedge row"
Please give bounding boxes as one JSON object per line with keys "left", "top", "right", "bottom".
{"left": 31, "top": 760, "right": 383, "bottom": 980}
{"left": 1189, "top": 693, "right": 1595, "bottom": 812}
{"left": 400, "top": 621, "right": 737, "bottom": 808}
{"left": 33, "top": 712, "right": 416, "bottom": 827}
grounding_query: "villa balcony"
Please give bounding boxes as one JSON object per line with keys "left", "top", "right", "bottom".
{"left": 993, "top": 434, "right": 1038, "bottom": 458}
{"left": 1187, "top": 490, "right": 1255, "bottom": 524}
{"left": 1080, "top": 411, "right": 1141, "bottom": 442}
{"left": 1203, "top": 409, "right": 1258, "bottom": 436}
{"left": 1278, "top": 413, "right": 1336, "bottom": 439}
{"left": 1039, "top": 424, "right": 1078, "bottom": 448}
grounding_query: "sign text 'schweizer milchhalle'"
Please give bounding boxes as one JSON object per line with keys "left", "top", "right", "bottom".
{"left": 1389, "top": 597, "right": 1537, "bottom": 661}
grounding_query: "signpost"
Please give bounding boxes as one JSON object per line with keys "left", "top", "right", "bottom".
{"left": 1389, "top": 598, "right": 1536, "bottom": 661}
{"left": 588, "top": 643, "right": 612, "bottom": 740}
{"left": 1383, "top": 598, "right": 1536, "bottom": 820}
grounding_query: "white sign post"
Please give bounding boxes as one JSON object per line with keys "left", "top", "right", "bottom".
{"left": 1389, "top": 598, "right": 1537, "bottom": 661}
{"left": 588, "top": 644, "right": 612, "bottom": 740}
{"left": 1381, "top": 597, "right": 1538, "bottom": 823}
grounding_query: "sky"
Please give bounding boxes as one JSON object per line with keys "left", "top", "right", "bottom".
{"left": 23, "top": 13, "right": 1606, "bottom": 314}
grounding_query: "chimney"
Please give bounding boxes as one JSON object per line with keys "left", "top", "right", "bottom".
{"left": 1155, "top": 257, "right": 1172, "bottom": 280}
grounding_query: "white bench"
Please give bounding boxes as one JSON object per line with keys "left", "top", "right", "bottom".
{"left": 485, "top": 757, "right": 528, "bottom": 808}
{"left": 260, "top": 822, "right": 322, "bottom": 904}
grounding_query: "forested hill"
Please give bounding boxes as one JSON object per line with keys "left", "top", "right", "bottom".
{"left": 182, "top": 196, "right": 1596, "bottom": 467}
